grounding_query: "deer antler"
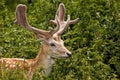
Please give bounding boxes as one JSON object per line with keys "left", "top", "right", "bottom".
{"left": 50, "top": 3, "right": 79, "bottom": 37}
{"left": 14, "top": 4, "right": 59, "bottom": 39}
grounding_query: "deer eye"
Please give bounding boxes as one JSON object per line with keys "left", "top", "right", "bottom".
{"left": 50, "top": 43, "right": 56, "bottom": 47}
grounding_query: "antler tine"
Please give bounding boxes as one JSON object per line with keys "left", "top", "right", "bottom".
{"left": 14, "top": 4, "right": 51, "bottom": 39}
{"left": 50, "top": 3, "right": 79, "bottom": 36}
{"left": 57, "top": 3, "right": 65, "bottom": 23}
{"left": 50, "top": 15, "right": 60, "bottom": 35}
{"left": 57, "top": 15, "right": 70, "bottom": 36}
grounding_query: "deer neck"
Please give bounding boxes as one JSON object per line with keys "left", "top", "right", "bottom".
{"left": 33, "top": 44, "right": 54, "bottom": 76}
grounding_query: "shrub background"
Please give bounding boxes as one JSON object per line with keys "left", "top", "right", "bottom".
{"left": 0, "top": 0, "right": 120, "bottom": 80}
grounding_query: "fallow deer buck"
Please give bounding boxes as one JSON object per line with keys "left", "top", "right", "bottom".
{"left": 0, "top": 3, "right": 79, "bottom": 80}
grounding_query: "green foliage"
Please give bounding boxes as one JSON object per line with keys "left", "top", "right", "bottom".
{"left": 0, "top": 0, "right": 120, "bottom": 80}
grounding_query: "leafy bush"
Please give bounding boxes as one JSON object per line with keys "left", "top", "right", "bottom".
{"left": 0, "top": 0, "right": 120, "bottom": 80}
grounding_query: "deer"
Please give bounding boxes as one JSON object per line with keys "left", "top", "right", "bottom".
{"left": 0, "top": 3, "right": 79, "bottom": 80}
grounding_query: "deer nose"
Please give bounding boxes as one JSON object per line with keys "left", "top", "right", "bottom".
{"left": 66, "top": 52, "right": 71, "bottom": 57}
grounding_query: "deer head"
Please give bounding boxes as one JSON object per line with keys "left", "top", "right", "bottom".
{"left": 14, "top": 3, "right": 78, "bottom": 58}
